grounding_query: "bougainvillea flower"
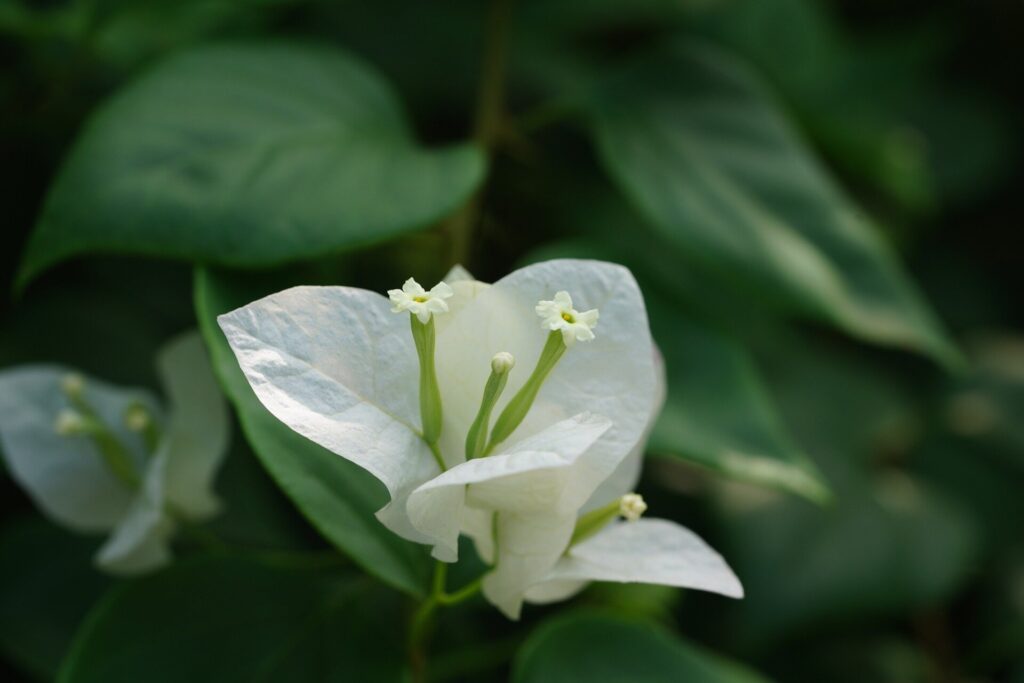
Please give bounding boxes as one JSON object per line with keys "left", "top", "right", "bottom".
{"left": 0, "top": 333, "right": 229, "bottom": 574}
{"left": 218, "top": 260, "right": 741, "bottom": 618}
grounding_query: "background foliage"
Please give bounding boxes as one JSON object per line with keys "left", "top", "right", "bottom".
{"left": 1, "top": 0, "right": 1022, "bottom": 680}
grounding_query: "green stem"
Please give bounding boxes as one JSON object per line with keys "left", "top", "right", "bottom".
{"left": 464, "top": 360, "right": 512, "bottom": 461}
{"left": 446, "top": 0, "right": 515, "bottom": 267}
{"left": 408, "top": 561, "right": 485, "bottom": 682}
{"left": 411, "top": 317, "right": 446, "bottom": 471}
{"left": 485, "top": 332, "right": 565, "bottom": 453}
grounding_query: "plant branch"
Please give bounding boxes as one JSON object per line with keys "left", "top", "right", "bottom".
{"left": 446, "top": 0, "right": 515, "bottom": 268}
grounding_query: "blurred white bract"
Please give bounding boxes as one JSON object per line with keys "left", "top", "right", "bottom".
{"left": 0, "top": 333, "right": 229, "bottom": 575}
{"left": 219, "top": 260, "right": 742, "bottom": 618}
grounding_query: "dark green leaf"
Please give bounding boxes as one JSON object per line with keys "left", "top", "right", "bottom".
{"left": 512, "top": 611, "right": 771, "bottom": 683}
{"left": 585, "top": 40, "right": 958, "bottom": 367}
{"left": 0, "top": 517, "right": 109, "bottom": 680}
{"left": 19, "top": 43, "right": 484, "bottom": 287}
{"left": 649, "top": 306, "right": 829, "bottom": 503}
{"left": 194, "top": 266, "right": 430, "bottom": 597}
{"left": 714, "top": 339, "right": 978, "bottom": 648}
{"left": 59, "top": 557, "right": 404, "bottom": 682}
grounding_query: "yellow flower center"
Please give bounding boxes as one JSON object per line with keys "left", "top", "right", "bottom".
{"left": 561, "top": 312, "right": 574, "bottom": 323}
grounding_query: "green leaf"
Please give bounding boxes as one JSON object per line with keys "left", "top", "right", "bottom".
{"left": 649, "top": 306, "right": 829, "bottom": 503}
{"left": 512, "top": 611, "right": 771, "bottom": 683}
{"left": 0, "top": 517, "right": 109, "bottom": 680}
{"left": 522, "top": 239, "right": 829, "bottom": 503}
{"left": 59, "top": 557, "right": 404, "bottom": 682}
{"left": 714, "top": 338, "right": 979, "bottom": 648}
{"left": 585, "top": 39, "right": 958, "bottom": 367}
{"left": 194, "top": 266, "right": 431, "bottom": 597}
{"left": 19, "top": 43, "right": 485, "bottom": 288}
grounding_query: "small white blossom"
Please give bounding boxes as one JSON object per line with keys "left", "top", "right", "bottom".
{"left": 535, "top": 291, "right": 599, "bottom": 346}
{"left": 124, "top": 404, "right": 151, "bottom": 432}
{"left": 389, "top": 278, "right": 454, "bottom": 323}
{"left": 619, "top": 493, "right": 647, "bottom": 522}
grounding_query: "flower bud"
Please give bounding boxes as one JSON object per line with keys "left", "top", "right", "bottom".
{"left": 491, "top": 352, "right": 515, "bottom": 374}
{"left": 619, "top": 493, "right": 647, "bottom": 522}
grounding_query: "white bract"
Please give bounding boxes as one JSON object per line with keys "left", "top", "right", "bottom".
{"left": 219, "top": 259, "right": 742, "bottom": 618}
{"left": 0, "top": 332, "right": 229, "bottom": 575}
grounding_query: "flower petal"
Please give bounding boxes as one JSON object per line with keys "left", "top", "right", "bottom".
{"left": 158, "top": 331, "right": 230, "bottom": 520}
{"left": 217, "top": 286, "right": 439, "bottom": 542}
{"left": 0, "top": 367, "right": 156, "bottom": 531}
{"left": 406, "top": 413, "right": 611, "bottom": 562}
{"left": 434, "top": 259, "right": 659, "bottom": 481}
{"left": 525, "top": 517, "right": 744, "bottom": 603}
{"left": 583, "top": 344, "right": 667, "bottom": 512}
{"left": 484, "top": 511, "right": 577, "bottom": 619}
{"left": 95, "top": 451, "right": 175, "bottom": 575}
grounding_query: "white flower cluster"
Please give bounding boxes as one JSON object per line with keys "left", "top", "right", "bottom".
{"left": 219, "top": 260, "right": 741, "bottom": 618}
{"left": 0, "top": 333, "right": 229, "bottom": 575}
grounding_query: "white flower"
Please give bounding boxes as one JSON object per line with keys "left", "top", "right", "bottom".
{"left": 388, "top": 277, "right": 454, "bottom": 323}
{"left": 535, "top": 290, "right": 599, "bottom": 346}
{"left": 218, "top": 259, "right": 741, "bottom": 619}
{"left": 0, "top": 332, "right": 229, "bottom": 575}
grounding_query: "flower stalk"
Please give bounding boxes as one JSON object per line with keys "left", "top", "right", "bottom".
{"left": 485, "top": 331, "right": 565, "bottom": 453}
{"left": 57, "top": 377, "right": 142, "bottom": 490}
{"left": 465, "top": 352, "right": 514, "bottom": 460}
{"left": 411, "top": 316, "right": 446, "bottom": 470}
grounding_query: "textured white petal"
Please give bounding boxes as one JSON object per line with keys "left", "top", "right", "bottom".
{"left": 217, "top": 286, "right": 439, "bottom": 542}
{"left": 95, "top": 450, "right": 175, "bottom": 575}
{"left": 528, "top": 518, "right": 744, "bottom": 601}
{"left": 0, "top": 367, "right": 157, "bottom": 531}
{"left": 158, "top": 331, "right": 230, "bottom": 520}
{"left": 520, "top": 578, "right": 588, "bottom": 604}
{"left": 407, "top": 413, "right": 611, "bottom": 562}
{"left": 402, "top": 278, "right": 426, "bottom": 296}
{"left": 435, "top": 281, "right": 490, "bottom": 336}
{"left": 583, "top": 344, "right": 667, "bottom": 512}
{"left": 434, "top": 259, "right": 659, "bottom": 487}
{"left": 483, "top": 511, "right": 577, "bottom": 619}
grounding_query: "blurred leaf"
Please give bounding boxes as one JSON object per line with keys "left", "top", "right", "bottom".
{"left": 0, "top": 516, "right": 108, "bottom": 680}
{"left": 649, "top": 306, "right": 829, "bottom": 504}
{"left": 89, "top": 0, "right": 287, "bottom": 69}
{"left": 760, "top": 633, "right": 935, "bottom": 683}
{"left": 719, "top": 471, "right": 976, "bottom": 648}
{"left": 941, "top": 335, "right": 1024, "bottom": 469}
{"left": 205, "top": 438, "right": 317, "bottom": 553}
{"left": 523, "top": 240, "right": 829, "bottom": 503}
{"left": 512, "top": 611, "right": 771, "bottom": 683}
{"left": 193, "top": 266, "right": 430, "bottom": 597}
{"left": 691, "top": 0, "right": 1016, "bottom": 211}
{"left": 19, "top": 43, "right": 485, "bottom": 288}
{"left": 584, "top": 39, "right": 958, "bottom": 367}
{"left": 59, "top": 557, "right": 404, "bottom": 682}
{"left": 714, "top": 339, "right": 978, "bottom": 648}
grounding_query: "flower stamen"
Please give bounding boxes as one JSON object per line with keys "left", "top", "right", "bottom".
{"left": 569, "top": 493, "right": 647, "bottom": 547}
{"left": 465, "top": 352, "right": 515, "bottom": 461}
{"left": 390, "top": 277, "right": 453, "bottom": 470}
